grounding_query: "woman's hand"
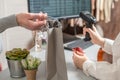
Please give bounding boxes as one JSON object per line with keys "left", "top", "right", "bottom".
{"left": 83, "top": 25, "right": 105, "bottom": 47}
{"left": 72, "top": 51, "right": 88, "bottom": 69}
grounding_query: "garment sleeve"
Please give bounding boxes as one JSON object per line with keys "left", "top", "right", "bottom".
{"left": 102, "top": 38, "right": 114, "bottom": 55}
{"left": 83, "top": 60, "right": 96, "bottom": 77}
{"left": 0, "top": 14, "right": 18, "bottom": 33}
{"left": 83, "top": 60, "right": 120, "bottom": 80}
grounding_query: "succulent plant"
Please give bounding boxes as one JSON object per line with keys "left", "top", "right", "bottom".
{"left": 21, "top": 55, "right": 41, "bottom": 70}
{"left": 6, "top": 48, "right": 30, "bottom": 60}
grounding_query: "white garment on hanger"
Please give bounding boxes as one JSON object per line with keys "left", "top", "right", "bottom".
{"left": 104, "top": 0, "right": 113, "bottom": 23}
{"left": 99, "top": 0, "right": 104, "bottom": 21}
{"left": 96, "top": 0, "right": 100, "bottom": 21}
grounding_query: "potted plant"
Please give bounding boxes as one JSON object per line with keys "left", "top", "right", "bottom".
{"left": 21, "top": 54, "right": 41, "bottom": 80}
{"left": 6, "top": 48, "right": 29, "bottom": 78}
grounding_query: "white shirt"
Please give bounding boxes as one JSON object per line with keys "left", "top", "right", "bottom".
{"left": 83, "top": 32, "right": 120, "bottom": 80}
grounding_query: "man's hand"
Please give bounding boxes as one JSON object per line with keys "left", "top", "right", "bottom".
{"left": 16, "top": 12, "right": 47, "bottom": 30}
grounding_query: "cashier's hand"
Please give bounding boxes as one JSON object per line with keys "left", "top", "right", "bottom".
{"left": 83, "top": 25, "right": 105, "bottom": 47}
{"left": 72, "top": 52, "right": 88, "bottom": 69}
{"left": 16, "top": 12, "right": 47, "bottom": 30}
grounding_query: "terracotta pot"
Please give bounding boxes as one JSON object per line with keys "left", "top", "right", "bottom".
{"left": 24, "top": 69, "right": 37, "bottom": 80}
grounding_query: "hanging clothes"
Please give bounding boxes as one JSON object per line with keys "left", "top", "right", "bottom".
{"left": 74, "top": 18, "right": 83, "bottom": 27}
{"left": 91, "top": 0, "right": 96, "bottom": 15}
{"left": 70, "top": 19, "right": 75, "bottom": 27}
{"left": 104, "top": 0, "right": 113, "bottom": 23}
{"left": 94, "top": 0, "right": 116, "bottom": 23}
{"left": 96, "top": 0, "right": 100, "bottom": 21}
{"left": 99, "top": 0, "right": 104, "bottom": 21}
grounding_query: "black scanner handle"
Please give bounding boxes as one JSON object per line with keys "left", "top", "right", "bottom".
{"left": 84, "top": 23, "right": 92, "bottom": 41}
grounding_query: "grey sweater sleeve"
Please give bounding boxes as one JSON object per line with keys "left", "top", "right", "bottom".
{"left": 0, "top": 14, "right": 18, "bottom": 33}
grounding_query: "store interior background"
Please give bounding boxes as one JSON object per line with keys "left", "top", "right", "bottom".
{"left": 0, "top": 0, "right": 120, "bottom": 70}
{"left": 99, "top": 1, "right": 120, "bottom": 40}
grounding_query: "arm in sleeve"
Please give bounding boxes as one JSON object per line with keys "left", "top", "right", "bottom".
{"left": 102, "top": 38, "right": 114, "bottom": 55}
{"left": 83, "top": 60, "right": 120, "bottom": 80}
{"left": 0, "top": 14, "right": 18, "bottom": 33}
{"left": 83, "top": 60, "right": 96, "bottom": 78}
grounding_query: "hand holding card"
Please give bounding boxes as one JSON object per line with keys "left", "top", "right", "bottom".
{"left": 72, "top": 47, "right": 84, "bottom": 56}
{"left": 72, "top": 47, "right": 88, "bottom": 69}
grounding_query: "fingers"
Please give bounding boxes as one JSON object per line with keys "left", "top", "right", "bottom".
{"left": 28, "top": 20, "right": 46, "bottom": 30}
{"left": 30, "top": 12, "right": 47, "bottom": 21}
{"left": 28, "top": 12, "right": 47, "bottom": 29}
{"left": 38, "top": 12, "right": 47, "bottom": 21}
{"left": 76, "top": 51, "right": 84, "bottom": 56}
{"left": 72, "top": 53, "right": 80, "bottom": 68}
{"left": 92, "top": 25, "right": 97, "bottom": 32}
{"left": 73, "top": 52, "right": 84, "bottom": 59}
{"left": 72, "top": 52, "right": 86, "bottom": 69}
{"left": 83, "top": 25, "right": 97, "bottom": 37}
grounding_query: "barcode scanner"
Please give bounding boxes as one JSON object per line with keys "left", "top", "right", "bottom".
{"left": 80, "top": 11, "right": 97, "bottom": 41}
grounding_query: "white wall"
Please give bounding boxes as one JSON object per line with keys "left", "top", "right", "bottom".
{"left": 0, "top": 0, "right": 5, "bottom": 17}
{"left": 0, "top": 0, "right": 28, "bottom": 18}
{"left": 0, "top": 0, "right": 32, "bottom": 70}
